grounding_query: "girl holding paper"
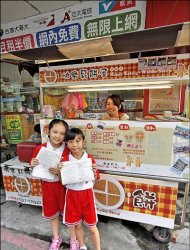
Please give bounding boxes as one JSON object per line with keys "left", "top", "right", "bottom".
{"left": 30, "top": 119, "right": 85, "bottom": 250}
{"left": 61, "top": 127, "right": 101, "bottom": 250}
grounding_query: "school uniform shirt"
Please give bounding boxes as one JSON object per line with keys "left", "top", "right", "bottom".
{"left": 63, "top": 151, "right": 97, "bottom": 190}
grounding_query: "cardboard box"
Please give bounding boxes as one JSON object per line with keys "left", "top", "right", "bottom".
{"left": 17, "top": 142, "right": 40, "bottom": 162}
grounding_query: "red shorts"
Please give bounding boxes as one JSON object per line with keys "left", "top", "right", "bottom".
{"left": 42, "top": 181, "right": 65, "bottom": 219}
{"left": 63, "top": 188, "right": 98, "bottom": 227}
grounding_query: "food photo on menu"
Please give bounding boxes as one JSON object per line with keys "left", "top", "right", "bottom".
{"left": 170, "top": 157, "right": 189, "bottom": 176}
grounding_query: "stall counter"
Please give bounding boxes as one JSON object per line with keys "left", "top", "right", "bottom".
{"left": 2, "top": 116, "right": 190, "bottom": 229}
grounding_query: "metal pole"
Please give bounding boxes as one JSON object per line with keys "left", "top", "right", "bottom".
{"left": 180, "top": 182, "right": 189, "bottom": 228}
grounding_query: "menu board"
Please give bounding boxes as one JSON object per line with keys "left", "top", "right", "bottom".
{"left": 40, "top": 119, "right": 189, "bottom": 180}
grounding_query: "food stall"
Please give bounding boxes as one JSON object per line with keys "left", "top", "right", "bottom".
{"left": 36, "top": 53, "right": 189, "bottom": 235}
{"left": 1, "top": 53, "right": 189, "bottom": 231}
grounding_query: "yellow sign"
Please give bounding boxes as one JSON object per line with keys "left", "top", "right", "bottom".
{"left": 5, "top": 114, "right": 23, "bottom": 143}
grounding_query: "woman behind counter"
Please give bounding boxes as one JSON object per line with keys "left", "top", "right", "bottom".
{"left": 102, "top": 94, "right": 129, "bottom": 120}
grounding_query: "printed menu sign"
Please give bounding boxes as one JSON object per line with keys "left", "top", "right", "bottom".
{"left": 40, "top": 119, "right": 189, "bottom": 180}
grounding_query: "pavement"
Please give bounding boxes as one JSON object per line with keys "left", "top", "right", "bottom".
{"left": 1, "top": 227, "right": 50, "bottom": 250}
{"left": 1, "top": 188, "right": 189, "bottom": 250}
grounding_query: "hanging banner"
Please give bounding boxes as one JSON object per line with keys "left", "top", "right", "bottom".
{"left": 0, "top": 34, "right": 35, "bottom": 52}
{"left": 5, "top": 114, "right": 23, "bottom": 143}
{"left": 39, "top": 54, "right": 190, "bottom": 85}
{"left": 1, "top": 0, "right": 146, "bottom": 53}
{"left": 40, "top": 119, "right": 190, "bottom": 180}
{"left": 94, "top": 174, "right": 178, "bottom": 229}
{"left": 1, "top": 157, "right": 42, "bottom": 206}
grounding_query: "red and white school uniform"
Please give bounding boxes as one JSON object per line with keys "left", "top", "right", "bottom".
{"left": 30, "top": 142, "right": 70, "bottom": 220}
{"left": 62, "top": 152, "right": 99, "bottom": 227}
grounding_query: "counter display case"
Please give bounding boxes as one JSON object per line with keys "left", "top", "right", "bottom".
{"left": 1, "top": 84, "right": 40, "bottom": 114}
{"left": 41, "top": 86, "right": 144, "bottom": 120}
{"left": 39, "top": 118, "right": 189, "bottom": 229}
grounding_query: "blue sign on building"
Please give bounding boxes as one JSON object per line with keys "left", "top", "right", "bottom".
{"left": 36, "top": 23, "right": 81, "bottom": 47}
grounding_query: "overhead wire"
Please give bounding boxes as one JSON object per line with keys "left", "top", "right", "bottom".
{"left": 166, "top": 0, "right": 178, "bottom": 25}
{"left": 24, "top": 0, "right": 41, "bottom": 14}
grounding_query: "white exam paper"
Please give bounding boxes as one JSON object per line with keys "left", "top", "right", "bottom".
{"left": 60, "top": 158, "right": 95, "bottom": 185}
{"left": 32, "top": 164, "right": 55, "bottom": 180}
{"left": 36, "top": 147, "right": 61, "bottom": 169}
{"left": 32, "top": 147, "right": 61, "bottom": 180}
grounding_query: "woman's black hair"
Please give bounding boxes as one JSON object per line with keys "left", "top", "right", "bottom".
{"left": 34, "top": 124, "right": 41, "bottom": 133}
{"left": 105, "top": 94, "right": 125, "bottom": 112}
{"left": 65, "top": 127, "right": 85, "bottom": 142}
{"left": 48, "top": 119, "right": 69, "bottom": 134}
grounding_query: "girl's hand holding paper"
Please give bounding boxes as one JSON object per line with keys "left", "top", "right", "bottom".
{"left": 31, "top": 158, "right": 39, "bottom": 168}
{"left": 49, "top": 166, "right": 60, "bottom": 176}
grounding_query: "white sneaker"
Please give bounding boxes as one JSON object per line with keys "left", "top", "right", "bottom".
{"left": 80, "top": 245, "right": 87, "bottom": 250}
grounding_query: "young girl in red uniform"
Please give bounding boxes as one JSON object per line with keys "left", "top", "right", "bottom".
{"left": 30, "top": 119, "right": 71, "bottom": 250}
{"left": 62, "top": 127, "right": 101, "bottom": 250}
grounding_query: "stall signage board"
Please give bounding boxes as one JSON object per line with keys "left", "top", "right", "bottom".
{"left": 1, "top": 157, "right": 42, "bottom": 206}
{"left": 39, "top": 54, "right": 190, "bottom": 85}
{"left": 40, "top": 119, "right": 190, "bottom": 180}
{"left": 1, "top": 157, "right": 178, "bottom": 228}
{"left": 94, "top": 173, "right": 178, "bottom": 229}
{"left": 5, "top": 114, "right": 23, "bottom": 143}
{"left": 1, "top": 0, "right": 146, "bottom": 53}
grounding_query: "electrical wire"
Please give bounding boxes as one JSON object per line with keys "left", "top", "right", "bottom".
{"left": 24, "top": 0, "right": 41, "bottom": 14}
{"left": 166, "top": 0, "right": 178, "bottom": 25}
